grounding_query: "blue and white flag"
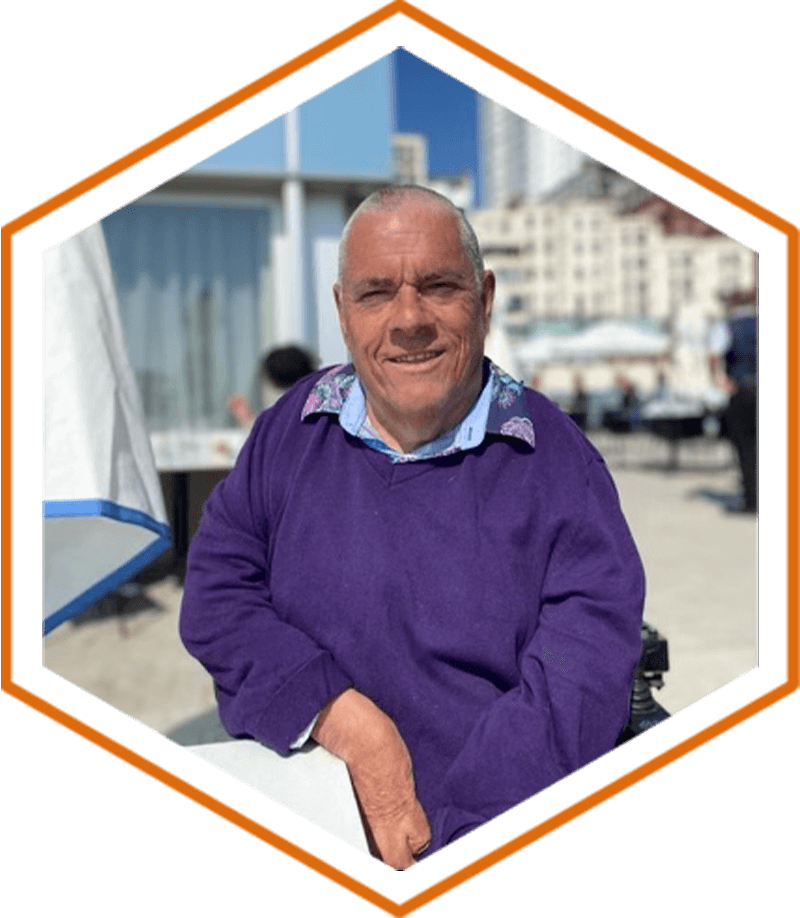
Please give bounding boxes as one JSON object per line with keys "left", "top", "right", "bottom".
{"left": 43, "top": 223, "right": 171, "bottom": 635}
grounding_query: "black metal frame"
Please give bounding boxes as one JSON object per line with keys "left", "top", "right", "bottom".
{"left": 616, "top": 621, "right": 670, "bottom": 745}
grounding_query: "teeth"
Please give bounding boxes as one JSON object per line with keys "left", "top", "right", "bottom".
{"left": 393, "top": 352, "right": 440, "bottom": 363}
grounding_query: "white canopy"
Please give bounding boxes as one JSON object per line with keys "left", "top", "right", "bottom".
{"left": 514, "top": 319, "right": 671, "bottom": 367}
{"left": 43, "top": 224, "right": 171, "bottom": 634}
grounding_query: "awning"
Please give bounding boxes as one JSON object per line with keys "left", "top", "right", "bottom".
{"left": 43, "top": 224, "right": 171, "bottom": 635}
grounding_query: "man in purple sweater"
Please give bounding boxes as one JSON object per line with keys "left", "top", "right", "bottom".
{"left": 180, "top": 186, "right": 645, "bottom": 869}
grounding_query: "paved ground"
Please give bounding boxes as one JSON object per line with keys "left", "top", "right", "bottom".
{"left": 43, "top": 432, "right": 757, "bottom": 741}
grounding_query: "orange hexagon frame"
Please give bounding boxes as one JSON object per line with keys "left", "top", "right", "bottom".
{"left": 2, "top": 3, "right": 798, "bottom": 915}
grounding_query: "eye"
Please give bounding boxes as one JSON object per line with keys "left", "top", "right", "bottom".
{"left": 424, "top": 281, "right": 456, "bottom": 297}
{"left": 359, "top": 288, "right": 392, "bottom": 305}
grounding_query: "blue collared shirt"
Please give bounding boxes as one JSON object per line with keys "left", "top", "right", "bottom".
{"left": 301, "top": 358, "right": 536, "bottom": 461}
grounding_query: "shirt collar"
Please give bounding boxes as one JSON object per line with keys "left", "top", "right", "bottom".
{"left": 301, "top": 358, "right": 535, "bottom": 459}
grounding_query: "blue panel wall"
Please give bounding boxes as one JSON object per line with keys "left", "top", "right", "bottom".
{"left": 299, "top": 57, "right": 394, "bottom": 176}
{"left": 190, "top": 56, "right": 393, "bottom": 176}
{"left": 192, "top": 118, "right": 286, "bottom": 172}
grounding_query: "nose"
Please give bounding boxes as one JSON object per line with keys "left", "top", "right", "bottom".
{"left": 390, "top": 282, "right": 436, "bottom": 349}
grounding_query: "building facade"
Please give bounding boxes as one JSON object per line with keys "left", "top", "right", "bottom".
{"left": 392, "top": 132, "right": 475, "bottom": 209}
{"left": 469, "top": 196, "right": 755, "bottom": 395}
{"left": 478, "top": 98, "right": 587, "bottom": 206}
{"left": 392, "top": 133, "right": 429, "bottom": 185}
{"left": 102, "top": 58, "right": 395, "bottom": 432}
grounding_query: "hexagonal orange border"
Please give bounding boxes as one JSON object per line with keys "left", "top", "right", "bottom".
{"left": 1, "top": 3, "right": 797, "bottom": 915}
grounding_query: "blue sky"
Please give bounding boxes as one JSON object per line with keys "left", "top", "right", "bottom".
{"left": 393, "top": 49, "right": 479, "bottom": 188}
{"left": 195, "top": 51, "right": 481, "bottom": 198}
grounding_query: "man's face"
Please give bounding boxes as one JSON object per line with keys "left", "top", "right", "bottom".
{"left": 334, "top": 201, "right": 494, "bottom": 442}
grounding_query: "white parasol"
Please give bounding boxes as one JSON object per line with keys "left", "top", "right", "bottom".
{"left": 514, "top": 319, "right": 670, "bottom": 368}
{"left": 43, "top": 223, "right": 171, "bottom": 635}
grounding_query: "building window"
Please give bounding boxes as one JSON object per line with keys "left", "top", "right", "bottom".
{"left": 102, "top": 202, "right": 271, "bottom": 429}
{"left": 574, "top": 242, "right": 584, "bottom": 256}
{"left": 574, "top": 267, "right": 585, "bottom": 281}
{"left": 637, "top": 230, "right": 648, "bottom": 245}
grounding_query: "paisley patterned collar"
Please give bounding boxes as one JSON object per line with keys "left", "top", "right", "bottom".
{"left": 301, "top": 358, "right": 535, "bottom": 462}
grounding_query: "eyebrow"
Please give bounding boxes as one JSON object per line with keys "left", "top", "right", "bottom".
{"left": 351, "top": 269, "right": 469, "bottom": 296}
{"left": 416, "top": 269, "right": 469, "bottom": 286}
{"left": 351, "top": 277, "right": 395, "bottom": 297}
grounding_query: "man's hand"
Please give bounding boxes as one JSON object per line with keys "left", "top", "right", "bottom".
{"left": 312, "top": 689, "right": 431, "bottom": 869}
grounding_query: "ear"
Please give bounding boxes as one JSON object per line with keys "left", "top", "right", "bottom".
{"left": 333, "top": 283, "right": 350, "bottom": 346}
{"left": 480, "top": 270, "right": 495, "bottom": 330}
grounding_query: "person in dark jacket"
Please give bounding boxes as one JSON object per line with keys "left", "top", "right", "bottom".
{"left": 711, "top": 290, "right": 757, "bottom": 513}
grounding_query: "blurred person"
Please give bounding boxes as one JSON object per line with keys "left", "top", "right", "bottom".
{"left": 227, "top": 344, "right": 317, "bottom": 429}
{"left": 618, "top": 375, "right": 641, "bottom": 429}
{"left": 568, "top": 373, "right": 589, "bottom": 431}
{"left": 710, "top": 290, "right": 757, "bottom": 513}
{"left": 651, "top": 370, "right": 670, "bottom": 402}
{"left": 180, "top": 186, "right": 645, "bottom": 868}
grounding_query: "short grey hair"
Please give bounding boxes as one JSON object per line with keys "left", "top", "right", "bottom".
{"left": 337, "top": 184, "right": 484, "bottom": 289}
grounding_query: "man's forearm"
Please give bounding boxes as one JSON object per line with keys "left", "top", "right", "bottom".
{"left": 312, "top": 689, "right": 431, "bottom": 869}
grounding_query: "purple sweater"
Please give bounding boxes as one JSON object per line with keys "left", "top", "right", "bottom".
{"left": 180, "top": 368, "right": 645, "bottom": 855}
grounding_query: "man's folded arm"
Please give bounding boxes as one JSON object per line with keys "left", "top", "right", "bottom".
{"left": 179, "top": 429, "right": 352, "bottom": 754}
{"left": 430, "top": 456, "right": 645, "bottom": 849}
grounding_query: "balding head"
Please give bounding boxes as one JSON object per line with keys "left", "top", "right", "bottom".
{"left": 338, "top": 185, "right": 484, "bottom": 289}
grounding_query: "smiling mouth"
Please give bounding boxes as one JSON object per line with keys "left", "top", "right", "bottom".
{"left": 388, "top": 350, "right": 445, "bottom": 365}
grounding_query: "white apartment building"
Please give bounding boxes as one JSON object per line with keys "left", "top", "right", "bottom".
{"left": 469, "top": 198, "right": 757, "bottom": 398}
{"left": 469, "top": 198, "right": 755, "bottom": 330}
{"left": 392, "top": 133, "right": 429, "bottom": 186}
{"left": 479, "top": 99, "right": 587, "bottom": 205}
{"left": 392, "top": 133, "right": 475, "bottom": 208}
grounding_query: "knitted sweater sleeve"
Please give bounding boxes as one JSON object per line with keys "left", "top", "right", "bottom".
{"left": 428, "top": 454, "right": 645, "bottom": 851}
{"left": 178, "top": 412, "right": 353, "bottom": 755}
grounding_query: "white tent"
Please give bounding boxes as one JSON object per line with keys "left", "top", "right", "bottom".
{"left": 514, "top": 319, "right": 670, "bottom": 368}
{"left": 43, "top": 224, "right": 171, "bottom": 635}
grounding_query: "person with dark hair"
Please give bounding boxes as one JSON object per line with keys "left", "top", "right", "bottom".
{"left": 181, "top": 185, "right": 645, "bottom": 868}
{"left": 261, "top": 345, "right": 316, "bottom": 391}
{"left": 228, "top": 344, "right": 317, "bottom": 428}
